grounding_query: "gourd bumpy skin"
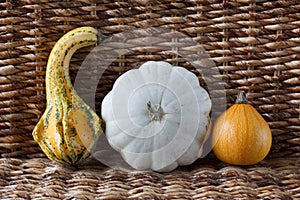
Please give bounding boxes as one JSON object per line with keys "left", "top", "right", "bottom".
{"left": 32, "top": 27, "right": 104, "bottom": 164}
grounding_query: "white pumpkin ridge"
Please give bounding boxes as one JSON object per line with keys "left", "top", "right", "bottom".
{"left": 127, "top": 82, "right": 181, "bottom": 138}
{"left": 101, "top": 61, "right": 211, "bottom": 172}
{"left": 109, "top": 73, "right": 199, "bottom": 152}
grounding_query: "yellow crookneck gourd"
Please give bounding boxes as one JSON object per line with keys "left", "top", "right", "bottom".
{"left": 33, "top": 27, "right": 104, "bottom": 164}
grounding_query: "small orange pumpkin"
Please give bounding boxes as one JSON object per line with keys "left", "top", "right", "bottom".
{"left": 212, "top": 91, "right": 272, "bottom": 165}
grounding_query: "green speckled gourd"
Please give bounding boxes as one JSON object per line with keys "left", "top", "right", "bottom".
{"left": 32, "top": 27, "right": 104, "bottom": 164}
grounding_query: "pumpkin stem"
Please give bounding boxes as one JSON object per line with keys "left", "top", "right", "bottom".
{"left": 235, "top": 91, "right": 248, "bottom": 104}
{"left": 147, "top": 101, "right": 164, "bottom": 122}
{"left": 97, "top": 32, "right": 110, "bottom": 44}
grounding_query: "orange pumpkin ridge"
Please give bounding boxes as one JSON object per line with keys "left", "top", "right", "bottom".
{"left": 212, "top": 91, "right": 272, "bottom": 165}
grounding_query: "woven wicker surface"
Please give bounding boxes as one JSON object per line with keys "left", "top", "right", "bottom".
{"left": 0, "top": 0, "right": 299, "bottom": 199}
{"left": 0, "top": 157, "right": 299, "bottom": 199}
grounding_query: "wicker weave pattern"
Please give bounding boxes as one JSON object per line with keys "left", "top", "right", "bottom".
{"left": 0, "top": 0, "right": 299, "bottom": 199}
{"left": 0, "top": 157, "right": 299, "bottom": 199}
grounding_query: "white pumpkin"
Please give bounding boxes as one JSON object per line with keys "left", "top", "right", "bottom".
{"left": 101, "top": 61, "right": 211, "bottom": 172}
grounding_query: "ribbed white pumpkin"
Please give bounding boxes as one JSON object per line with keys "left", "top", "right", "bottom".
{"left": 101, "top": 61, "right": 211, "bottom": 172}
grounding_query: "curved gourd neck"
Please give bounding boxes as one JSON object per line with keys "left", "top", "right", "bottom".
{"left": 45, "top": 31, "right": 97, "bottom": 101}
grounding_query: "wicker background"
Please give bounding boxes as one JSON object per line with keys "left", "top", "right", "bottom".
{"left": 0, "top": 0, "right": 299, "bottom": 199}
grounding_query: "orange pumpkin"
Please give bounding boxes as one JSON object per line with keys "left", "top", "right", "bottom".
{"left": 212, "top": 91, "right": 272, "bottom": 165}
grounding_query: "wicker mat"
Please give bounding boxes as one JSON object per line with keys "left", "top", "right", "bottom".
{"left": 0, "top": 0, "right": 300, "bottom": 199}
{"left": 0, "top": 157, "right": 299, "bottom": 199}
